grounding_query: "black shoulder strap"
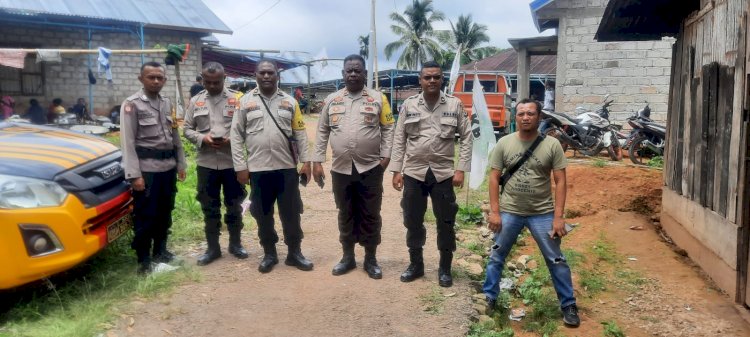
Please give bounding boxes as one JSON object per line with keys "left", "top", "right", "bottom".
{"left": 258, "top": 95, "right": 292, "bottom": 141}
{"left": 500, "top": 134, "right": 545, "bottom": 192}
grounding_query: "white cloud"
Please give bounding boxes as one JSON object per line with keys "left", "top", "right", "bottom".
{"left": 203, "top": 0, "right": 554, "bottom": 69}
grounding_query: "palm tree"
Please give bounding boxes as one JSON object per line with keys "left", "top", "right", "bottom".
{"left": 384, "top": 0, "right": 445, "bottom": 70}
{"left": 437, "top": 14, "right": 499, "bottom": 64}
{"left": 358, "top": 35, "right": 370, "bottom": 59}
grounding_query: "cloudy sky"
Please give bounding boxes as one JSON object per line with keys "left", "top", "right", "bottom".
{"left": 202, "top": 0, "right": 554, "bottom": 68}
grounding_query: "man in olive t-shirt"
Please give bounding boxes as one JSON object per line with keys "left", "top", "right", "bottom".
{"left": 482, "top": 98, "right": 580, "bottom": 327}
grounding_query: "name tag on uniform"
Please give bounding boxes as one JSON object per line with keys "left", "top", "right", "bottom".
{"left": 442, "top": 111, "right": 458, "bottom": 118}
{"left": 138, "top": 111, "right": 154, "bottom": 119}
{"left": 245, "top": 102, "right": 260, "bottom": 111}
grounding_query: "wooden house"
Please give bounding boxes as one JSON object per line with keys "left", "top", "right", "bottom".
{"left": 597, "top": 0, "right": 750, "bottom": 305}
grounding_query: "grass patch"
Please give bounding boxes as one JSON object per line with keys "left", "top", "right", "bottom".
{"left": 468, "top": 323, "right": 514, "bottom": 337}
{"left": 647, "top": 155, "right": 664, "bottom": 169}
{"left": 0, "top": 238, "right": 199, "bottom": 337}
{"left": 601, "top": 320, "right": 626, "bottom": 337}
{"left": 457, "top": 204, "right": 484, "bottom": 229}
{"left": 462, "top": 241, "right": 486, "bottom": 256}
{"left": 591, "top": 236, "right": 618, "bottom": 264}
{"left": 579, "top": 269, "right": 607, "bottom": 295}
{"left": 419, "top": 286, "right": 445, "bottom": 315}
{"left": 592, "top": 158, "right": 607, "bottom": 168}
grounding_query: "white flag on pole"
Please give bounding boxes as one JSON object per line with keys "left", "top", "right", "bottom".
{"left": 446, "top": 45, "right": 462, "bottom": 94}
{"left": 469, "top": 74, "right": 497, "bottom": 189}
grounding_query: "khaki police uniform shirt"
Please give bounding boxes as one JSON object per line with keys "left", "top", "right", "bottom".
{"left": 388, "top": 92, "right": 473, "bottom": 183}
{"left": 183, "top": 88, "right": 242, "bottom": 170}
{"left": 120, "top": 89, "right": 187, "bottom": 179}
{"left": 313, "top": 87, "right": 395, "bottom": 175}
{"left": 230, "top": 87, "right": 309, "bottom": 172}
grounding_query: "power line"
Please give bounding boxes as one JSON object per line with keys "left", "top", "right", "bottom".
{"left": 235, "top": 0, "right": 282, "bottom": 31}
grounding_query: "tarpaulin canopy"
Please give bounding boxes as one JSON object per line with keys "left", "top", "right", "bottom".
{"left": 202, "top": 47, "right": 307, "bottom": 78}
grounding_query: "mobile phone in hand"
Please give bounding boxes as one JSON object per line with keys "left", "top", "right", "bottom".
{"left": 316, "top": 176, "right": 325, "bottom": 189}
{"left": 548, "top": 223, "right": 575, "bottom": 239}
{"left": 299, "top": 173, "right": 308, "bottom": 187}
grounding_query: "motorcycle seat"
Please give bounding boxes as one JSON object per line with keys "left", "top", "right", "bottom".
{"left": 543, "top": 110, "right": 580, "bottom": 124}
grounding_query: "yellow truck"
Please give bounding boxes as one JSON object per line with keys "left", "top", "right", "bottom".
{"left": 0, "top": 122, "right": 132, "bottom": 289}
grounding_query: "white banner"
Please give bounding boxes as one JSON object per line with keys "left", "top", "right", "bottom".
{"left": 469, "top": 74, "right": 497, "bottom": 189}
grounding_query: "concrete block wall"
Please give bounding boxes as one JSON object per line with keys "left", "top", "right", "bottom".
{"left": 0, "top": 23, "right": 203, "bottom": 117}
{"left": 548, "top": 0, "right": 673, "bottom": 124}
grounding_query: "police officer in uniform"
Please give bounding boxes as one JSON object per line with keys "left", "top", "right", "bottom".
{"left": 389, "top": 60, "right": 472, "bottom": 287}
{"left": 184, "top": 62, "right": 248, "bottom": 266}
{"left": 312, "top": 54, "right": 395, "bottom": 279}
{"left": 121, "top": 61, "right": 187, "bottom": 274}
{"left": 230, "top": 60, "right": 313, "bottom": 273}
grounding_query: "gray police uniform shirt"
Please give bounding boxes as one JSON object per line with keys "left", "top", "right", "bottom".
{"left": 230, "top": 87, "right": 309, "bottom": 172}
{"left": 388, "top": 92, "right": 473, "bottom": 183}
{"left": 120, "top": 89, "right": 187, "bottom": 179}
{"left": 313, "top": 87, "right": 395, "bottom": 175}
{"left": 183, "top": 88, "right": 242, "bottom": 170}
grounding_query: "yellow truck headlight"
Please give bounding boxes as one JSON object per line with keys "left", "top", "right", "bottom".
{"left": 0, "top": 175, "right": 68, "bottom": 209}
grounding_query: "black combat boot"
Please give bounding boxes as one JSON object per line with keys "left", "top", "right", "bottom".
{"left": 152, "top": 239, "right": 175, "bottom": 263}
{"left": 332, "top": 243, "right": 356, "bottom": 276}
{"left": 197, "top": 231, "right": 221, "bottom": 266}
{"left": 258, "top": 244, "right": 278, "bottom": 273}
{"left": 136, "top": 251, "right": 152, "bottom": 275}
{"left": 363, "top": 246, "right": 382, "bottom": 279}
{"left": 438, "top": 249, "right": 453, "bottom": 287}
{"left": 285, "top": 243, "right": 314, "bottom": 271}
{"left": 400, "top": 248, "right": 425, "bottom": 282}
{"left": 227, "top": 228, "right": 249, "bottom": 259}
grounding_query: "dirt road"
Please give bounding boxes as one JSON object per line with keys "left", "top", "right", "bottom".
{"left": 108, "top": 158, "right": 474, "bottom": 337}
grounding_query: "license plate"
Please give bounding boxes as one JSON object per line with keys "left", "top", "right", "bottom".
{"left": 107, "top": 213, "right": 133, "bottom": 243}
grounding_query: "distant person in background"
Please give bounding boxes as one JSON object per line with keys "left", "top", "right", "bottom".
{"left": 48, "top": 98, "right": 65, "bottom": 123}
{"left": 543, "top": 79, "right": 555, "bottom": 112}
{"left": 539, "top": 79, "right": 556, "bottom": 132}
{"left": 25, "top": 99, "right": 46, "bottom": 125}
{"left": 69, "top": 97, "right": 92, "bottom": 122}
{"left": 0, "top": 95, "right": 15, "bottom": 120}
{"left": 190, "top": 75, "right": 204, "bottom": 98}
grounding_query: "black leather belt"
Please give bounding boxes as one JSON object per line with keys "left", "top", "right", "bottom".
{"left": 135, "top": 146, "right": 175, "bottom": 160}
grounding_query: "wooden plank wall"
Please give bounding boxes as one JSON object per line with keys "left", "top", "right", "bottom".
{"left": 666, "top": 0, "right": 745, "bottom": 221}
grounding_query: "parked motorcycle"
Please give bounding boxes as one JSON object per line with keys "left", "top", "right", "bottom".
{"left": 541, "top": 95, "right": 620, "bottom": 161}
{"left": 626, "top": 105, "right": 665, "bottom": 165}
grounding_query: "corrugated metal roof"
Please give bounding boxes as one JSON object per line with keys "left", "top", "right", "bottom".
{"left": 461, "top": 49, "right": 556, "bottom": 75}
{"left": 530, "top": 0, "right": 555, "bottom": 32}
{"left": 0, "top": 0, "right": 232, "bottom": 34}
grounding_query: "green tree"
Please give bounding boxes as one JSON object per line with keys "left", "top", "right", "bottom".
{"left": 437, "top": 14, "right": 500, "bottom": 64}
{"left": 358, "top": 34, "right": 369, "bottom": 59}
{"left": 384, "top": 0, "right": 445, "bottom": 70}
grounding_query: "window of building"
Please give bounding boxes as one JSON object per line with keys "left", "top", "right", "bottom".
{"left": 0, "top": 55, "right": 44, "bottom": 95}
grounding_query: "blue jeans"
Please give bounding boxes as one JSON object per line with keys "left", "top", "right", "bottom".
{"left": 482, "top": 212, "right": 576, "bottom": 308}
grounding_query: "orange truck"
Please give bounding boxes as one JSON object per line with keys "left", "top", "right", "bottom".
{"left": 0, "top": 122, "right": 133, "bottom": 289}
{"left": 451, "top": 72, "right": 513, "bottom": 137}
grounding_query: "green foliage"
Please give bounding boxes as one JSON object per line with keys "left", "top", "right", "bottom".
{"left": 579, "top": 269, "right": 607, "bottom": 295}
{"left": 601, "top": 320, "right": 626, "bottom": 337}
{"left": 419, "top": 286, "right": 445, "bottom": 314}
{"left": 462, "top": 241, "right": 485, "bottom": 256}
{"left": 384, "top": 0, "right": 446, "bottom": 69}
{"left": 457, "top": 204, "right": 484, "bottom": 228}
{"left": 591, "top": 236, "right": 618, "bottom": 263}
{"left": 1, "top": 238, "right": 198, "bottom": 337}
{"left": 592, "top": 158, "right": 607, "bottom": 168}
{"left": 468, "top": 324, "right": 514, "bottom": 337}
{"left": 647, "top": 155, "right": 664, "bottom": 168}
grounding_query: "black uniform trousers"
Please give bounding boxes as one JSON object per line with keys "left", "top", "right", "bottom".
{"left": 196, "top": 166, "right": 247, "bottom": 236}
{"left": 402, "top": 169, "right": 458, "bottom": 251}
{"left": 331, "top": 164, "right": 384, "bottom": 247}
{"left": 248, "top": 169, "right": 303, "bottom": 247}
{"left": 132, "top": 169, "right": 177, "bottom": 263}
